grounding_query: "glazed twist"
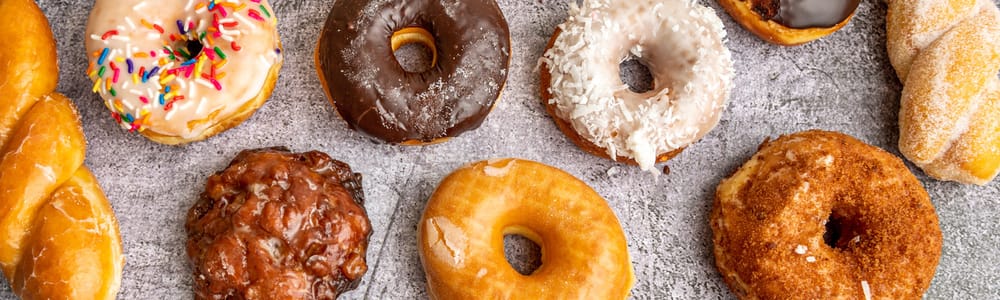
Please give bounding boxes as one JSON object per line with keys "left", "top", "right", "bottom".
{"left": 0, "top": 0, "right": 123, "bottom": 298}
{"left": 887, "top": 0, "right": 1000, "bottom": 185}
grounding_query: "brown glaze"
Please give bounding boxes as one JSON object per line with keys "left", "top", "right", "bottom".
{"left": 316, "top": 0, "right": 511, "bottom": 144}
{"left": 712, "top": 131, "right": 942, "bottom": 299}
{"left": 749, "top": 0, "right": 860, "bottom": 29}
{"left": 186, "top": 148, "right": 371, "bottom": 299}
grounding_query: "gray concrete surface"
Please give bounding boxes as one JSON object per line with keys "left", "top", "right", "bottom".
{"left": 6, "top": 0, "right": 999, "bottom": 298}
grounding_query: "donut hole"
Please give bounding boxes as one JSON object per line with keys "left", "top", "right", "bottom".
{"left": 824, "top": 214, "right": 863, "bottom": 250}
{"left": 503, "top": 234, "right": 542, "bottom": 275}
{"left": 619, "top": 57, "right": 654, "bottom": 93}
{"left": 391, "top": 27, "right": 438, "bottom": 73}
{"left": 184, "top": 39, "right": 204, "bottom": 59}
{"left": 393, "top": 43, "right": 435, "bottom": 73}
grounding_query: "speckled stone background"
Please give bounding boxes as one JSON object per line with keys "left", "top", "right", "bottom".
{"left": 7, "top": 0, "right": 1000, "bottom": 298}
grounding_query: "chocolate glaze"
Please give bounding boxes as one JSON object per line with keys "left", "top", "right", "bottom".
{"left": 750, "top": 0, "right": 860, "bottom": 29}
{"left": 317, "top": 0, "right": 511, "bottom": 143}
{"left": 186, "top": 147, "right": 371, "bottom": 299}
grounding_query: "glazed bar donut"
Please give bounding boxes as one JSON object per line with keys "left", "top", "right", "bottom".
{"left": 85, "top": 0, "right": 283, "bottom": 145}
{"left": 712, "top": 131, "right": 942, "bottom": 299}
{"left": 717, "top": 0, "right": 860, "bottom": 45}
{"left": 888, "top": 0, "right": 1000, "bottom": 185}
{"left": 540, "top": 0, "right": 734, "bottom": 171}
{"left": 186, "top": 148, "right": 371, "bottom": 299}
{"left": 418, "top": 159, "right": 634, "bottom": 299}
{"left": 316, "top": 0, "right": 511, "bottom": 145}
{"left": 1, "top": 0, "right": 124, "bottom": 298}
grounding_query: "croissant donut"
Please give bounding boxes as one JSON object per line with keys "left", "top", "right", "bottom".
{"left": 887, "top": 0, "right": 1000, "bottom": 185}
{"left": 0, "top": 0, "right": 124, "bottom": 298}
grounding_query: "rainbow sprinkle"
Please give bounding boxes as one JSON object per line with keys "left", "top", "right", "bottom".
{"left": 87, "top": 0, "right": 279, "bottom": 133}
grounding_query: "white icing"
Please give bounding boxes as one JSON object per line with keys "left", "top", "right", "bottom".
{"left": 85, "top": 0, "right": 282, "bottom": 139}
{"left": 540, "top": 0, "right": 734, "bottom": 170}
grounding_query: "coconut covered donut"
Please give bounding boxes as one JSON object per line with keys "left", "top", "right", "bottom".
{"left": 418, "top": 159, "right": 634, "bottom": 299}
{"left": 85, "top": 0, "right": 283, "bottom": 145}
{"left": 887, "top": 0, "right": 1000, "bottom": 185}
{"left": 712, "top": 131, "right": 942, "bottom": 299}
{"left": 540, "top": 0, "right": 734, "bottom": 171}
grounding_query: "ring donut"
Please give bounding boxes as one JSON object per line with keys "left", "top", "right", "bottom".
{"left": 539, "top": 0, "right": 734, "bottom": 171}
{"left": 316, "top": 0, "right": 512, "bottom": 145}
{"left": 418, "top": 159, "right": 634, "bottom": 299}
{"left": 711, "top": 130, "right": 942, "bottom": 299}
{"left": 85, "top": 0, "right": 283, "bottom": 144}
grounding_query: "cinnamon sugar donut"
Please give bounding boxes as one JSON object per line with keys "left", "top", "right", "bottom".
{"left": 539, "top": 0, "right": 734, "bottom": 171}
{"left": 712, "top": 131, "right": 942, "bottom": 299}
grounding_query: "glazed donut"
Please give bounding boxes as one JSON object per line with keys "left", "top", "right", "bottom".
{"left": 539, "top": 0, "right": 734, "bottom": 171}
{"left": 717, "top": 0, "right": 860, "bottom": 45}
{"left": 887, "top": 0, "right": 1000, "bottom": 185}
{"left": 186, "top": 148, "right": 371, "bottom": 299}
{"left": 316, "top": 0, "right": 511, "bottom": 145}
{"left": 85, "top": 0, "right": 283, "bottom": 145}
{"left": 418, "top": 159, "right": 634, "bottom": 299}
{"left": 712, "top": 131, "right": 942, "bottom": 299}
{"left": 1, "top": 0, "right": 124, "bottom": 298}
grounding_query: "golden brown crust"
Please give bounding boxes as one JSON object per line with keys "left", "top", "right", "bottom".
{"left": 418, "top": 159, "right": 634, "bottom": 299}
{"left": 539, "top": 29, "right": 682, "bottom": 166}
{"left": 711, "top": 130, "right": 942, "bottom": 300}
{"left": 887, "top": 0, "right": 1000, "bottom": 185}
{"left": 717, "top": 0, "right": 855, "bottom": 46}
{"left": 140, "top": 48, "right": 283, "bottom": 145}
{"left": 0, "top": 1, "right": 124, "bottom": 298}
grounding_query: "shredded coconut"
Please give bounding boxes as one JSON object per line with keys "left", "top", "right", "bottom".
{"left": 540, "top": 0, "right": 733, "bottom": 171}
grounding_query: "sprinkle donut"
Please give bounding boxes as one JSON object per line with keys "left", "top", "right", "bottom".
{"left": 540, "top": 0, "right": 734, "bottom": 171}
{"left": 712, "top": 130, "right": 942, "bottom": 299}
{"left": 316, "top": 0, "right": 512, "bottom": 145}
{"left": 85, "top": 0, "right": 283, "bottom": 145}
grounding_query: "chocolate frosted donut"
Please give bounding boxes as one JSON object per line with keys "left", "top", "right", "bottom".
{"left": 316, "top": 0, "right": 511, "bottom": 144}
{"left": 717, "top": 0, "right": 861, "bottom": 45}
{"left": 186, "top": 148, "right": 371, "bottom": 299}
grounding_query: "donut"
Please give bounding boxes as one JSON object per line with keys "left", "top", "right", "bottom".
{"left": 1, "top": 0, "right": 124, "bottom": 298}
{"left": 717, "top": 0, "right": 861, "bottom": 45}
{"left": 186, "top": 148, "right": 371, "bottom": 298}
{"left": 539, "top": 0, "right": 734, "bottom": 171}
{"left": 85, "top": 0, "right": 283, "bottom": 145}
{"left": 418, "top": 159, "right": 634, "bottom": 299}
{"left": 711, "top": 131, "right": 942, "bottom": 299}
{"left": 316, "top": 0, "right": 512, "bottom": 145}
{"left": 887, "top": 0, "right": 1000, "bottom": 185}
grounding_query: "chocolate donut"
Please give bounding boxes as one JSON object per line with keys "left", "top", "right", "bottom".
{"left": 315, "top": 0, "right": 511, "bottom": 144}
{"left": 186, "top": 148, "right": 371, "bottom": 299}
{"left": 717, "top": 0, "right": 861, "bottom": 45}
